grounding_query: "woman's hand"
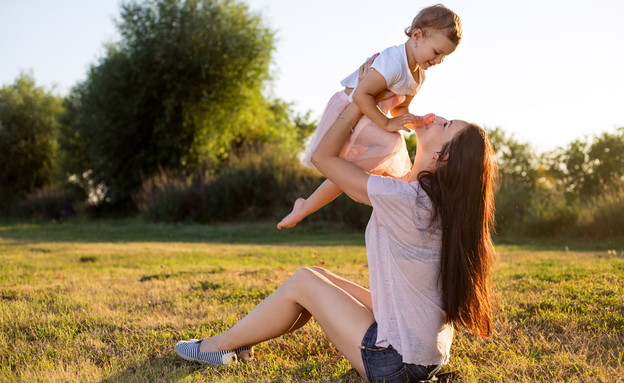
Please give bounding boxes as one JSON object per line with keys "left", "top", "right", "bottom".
{"left": 357, "top": 53, "right": 378, "bottom": 82}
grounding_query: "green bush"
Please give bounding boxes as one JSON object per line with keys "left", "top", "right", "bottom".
{"left": 137, "top": 146, "right": 319, "bottom": 223}
{"left": 522, "top": 190, "right": 579, "bottom": 237}
{"left": 307, "top": 193, "right": 372, "bottom": 230}
{"left": 576, "top": 187, "right": 624, "bottom": 238}
{"left": 136, "top": 145, "right": 373, "bottom": 229}
{"left": 14, "top": 186, "right": 77, "bottom": 221}
{"left": 494, "top": 186, "right": 533, "bottom": 235}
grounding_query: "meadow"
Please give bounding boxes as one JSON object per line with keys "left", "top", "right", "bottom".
{"left": 0, "top": 219, "right": 623, "bottom": 382}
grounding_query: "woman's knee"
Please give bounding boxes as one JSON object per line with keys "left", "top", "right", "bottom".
{"left": 291, "top": 267, "right": 320, "bottom": 283}
{"left": 284, "top": 267, "right": 315, "bottom": 287}
{"left": 283, "top": 267, "right": 328, "bottom": 294}
{"left": 309, "top": 266, "right": 329, "bottom": 276}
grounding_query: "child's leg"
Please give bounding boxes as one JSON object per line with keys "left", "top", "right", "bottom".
{"left": 277, "top": 179, "right": 342, "bottom": 229}
{"left": 198, "top": 267, "right": 374, "bottom": 377}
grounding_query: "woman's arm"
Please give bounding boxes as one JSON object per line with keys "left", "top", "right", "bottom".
{"left": 311, "top": 103, "right": 372, "bottom": 206}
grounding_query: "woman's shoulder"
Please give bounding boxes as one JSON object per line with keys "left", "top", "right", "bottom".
{"left": 368, "top": 175, "right": 428, "bottom": 200}
{"left": 368, "top": 176, "right": 437, "bottom": 229}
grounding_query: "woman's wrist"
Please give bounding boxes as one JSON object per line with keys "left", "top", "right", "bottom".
{"left": 337, "top": 115, "right": 354, "bottom": 133}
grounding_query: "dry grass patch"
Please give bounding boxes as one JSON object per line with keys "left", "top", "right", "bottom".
{"left": 0, "top": 220, "right": 623, "bottom": 382}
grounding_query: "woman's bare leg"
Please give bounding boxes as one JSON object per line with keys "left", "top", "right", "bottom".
{"left": 198, "top": 267, "right": 374, "bottom": 377}
{"left": 284, "top": 310, "right": 312, "bottom": 334}
{"left": 309, "top": 266, "right": 373, "bottom": 313}
{"left": 282, "top": 266, "right": 372, "bottom": 333}
{"left": 277, "top": 180, "right": 342, "bottom": 229}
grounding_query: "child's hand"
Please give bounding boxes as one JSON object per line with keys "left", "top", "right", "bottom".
{"left": 385, "top": 114, "right": 423, "bottom": 132}
{"left": 404, "top": 113, "right": 435, "bottom": 131}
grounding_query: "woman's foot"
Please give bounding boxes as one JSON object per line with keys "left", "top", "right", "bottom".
{"left": 175, "top": 339, "right": 237, "bottom": 366}
{"left": 236, "top": 346, "right": 254, "bottom": 363}
{"left": 198, "top": 336, "right": 254, "bottom": 363}
{"left": 277, "top": 198, "right": 307, "bottom": 229}
{"left": 199, "top": 336, "right": 221, "bottom": 352}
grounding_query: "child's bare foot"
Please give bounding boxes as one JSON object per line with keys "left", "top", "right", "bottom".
{"left": 277, "top": 198, "right": 307, "bottom": 229}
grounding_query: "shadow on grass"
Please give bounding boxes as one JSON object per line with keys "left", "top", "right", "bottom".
{"left": 0, "top": 218, "right": 365, "bottom": 246}
{"left": 98, "top": 354, "right": 201, "bottom": 383}
{"left": 97, "top": 353, "right": 363, "bottom": 383}
{"left": 494, "top": 234, "right": 624, "bottom": 252}
{"left": 1, "top": 218, "right": 622, "bottom": 251}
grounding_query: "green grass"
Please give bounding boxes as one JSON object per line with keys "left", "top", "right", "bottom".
{"left": 1, "top": 219, "right": 623, "bottom": 382}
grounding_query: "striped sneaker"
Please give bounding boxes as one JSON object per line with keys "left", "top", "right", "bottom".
{"left": 175, "top": 339, "right": 237, "bottom": 366}
{"left": 236, "top": 346, "right": 254, "bottom": 363}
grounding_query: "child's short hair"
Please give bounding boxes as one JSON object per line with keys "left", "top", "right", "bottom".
{"left": 405, "top": 4, "right": 462, "bottom": 45}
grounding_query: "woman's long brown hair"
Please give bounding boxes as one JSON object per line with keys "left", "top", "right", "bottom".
{"left": 418, "top": 124, "right": 497, "bottom": 337}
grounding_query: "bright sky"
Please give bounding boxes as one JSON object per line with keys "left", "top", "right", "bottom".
{"left": 1, "top": 0, "right": 623, "bottom": 152}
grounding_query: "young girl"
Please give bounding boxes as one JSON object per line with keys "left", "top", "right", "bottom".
{"left": 277, "top": 4, "right": 462, "bottom": 229}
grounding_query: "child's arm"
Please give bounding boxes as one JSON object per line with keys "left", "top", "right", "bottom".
{"left": 352, "top": 68, "right": 419, "bottom": 133}
{"left": 389, "top": 95, "right": 414, "bottom": 117}
{"left": 389, "top": 95, "right": 435, "bottom": 130}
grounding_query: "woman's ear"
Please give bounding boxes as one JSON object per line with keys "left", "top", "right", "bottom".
{"left": 433, "top": 151, "right": 449, "bottom": 162}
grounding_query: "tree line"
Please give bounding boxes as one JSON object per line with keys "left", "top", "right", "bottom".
{"left": 1, "top": 0, "right": 622, "bottom": 238}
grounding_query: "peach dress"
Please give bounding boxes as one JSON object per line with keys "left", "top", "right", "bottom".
{"left": 302, "top": 91, "right": 411, "bottom": 178}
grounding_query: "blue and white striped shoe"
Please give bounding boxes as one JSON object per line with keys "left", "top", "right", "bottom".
{"left": 175, "top": 339, "right": 237, "bottom": 366}
{"left": 236, "top": 346, "right": 254, "bottom": 363}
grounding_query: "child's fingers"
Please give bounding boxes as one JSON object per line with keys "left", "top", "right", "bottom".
{"left": 402, "top": 114, "right": 436, "bottom": 131}
{"left": 410, "top": 114, "right": 435, "bottom": 125}
{"left": 399, "top": 114, "right": 420, "bottom": 132}
{"left": 423, "top": 113, "right": 436, "bottom": 124}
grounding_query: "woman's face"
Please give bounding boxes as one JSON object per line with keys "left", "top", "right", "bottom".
{"left": 415, "top": 116, "right": 467, "bottom": 154}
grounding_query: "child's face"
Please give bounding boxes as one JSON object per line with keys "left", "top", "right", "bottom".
{"left": 412, "top": 29, "right": 458, "bottom": 70}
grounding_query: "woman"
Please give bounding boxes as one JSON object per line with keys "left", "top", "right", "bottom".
{"left": 175, "top": 100, "right": 497, "bottom": 382}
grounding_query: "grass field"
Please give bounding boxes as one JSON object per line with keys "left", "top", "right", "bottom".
{"left": 0, "top": 219, "right": 623, "bottom": 382}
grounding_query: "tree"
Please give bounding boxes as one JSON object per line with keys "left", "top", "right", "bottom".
{"left": 545, "top": 127, "right": 624, "bottom": 198}
{"left": 587, "top": 127, "right": 624, "bottom": 193}
{"left": 545, "top": 139, "right": 590, "bottom": 197}
{"left": 70, "top": 0, "right": 275, "bottom": 209}
{"left": 485, "top": 127, "right": 541, "bottom": 234}
{"left": 0, "top": 74, "right": 62, "bottom": 210}
{"left": 486, "top": 127, "right": 539, "bottom": 190}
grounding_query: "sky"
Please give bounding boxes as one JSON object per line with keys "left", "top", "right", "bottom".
{"left": 1, "top": 0, "right": 623, "bottom": 152}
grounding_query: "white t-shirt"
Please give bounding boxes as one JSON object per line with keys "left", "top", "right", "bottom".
{"left": 366, "top": 175, "right": 454, "bottom": 365}
{"left": 341, "top": 44, "right": 425, "bottom": 101}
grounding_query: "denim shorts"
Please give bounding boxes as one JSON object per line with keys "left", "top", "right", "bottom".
{"left": 360, "top": 322, "right": 441, "bottom": 383}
